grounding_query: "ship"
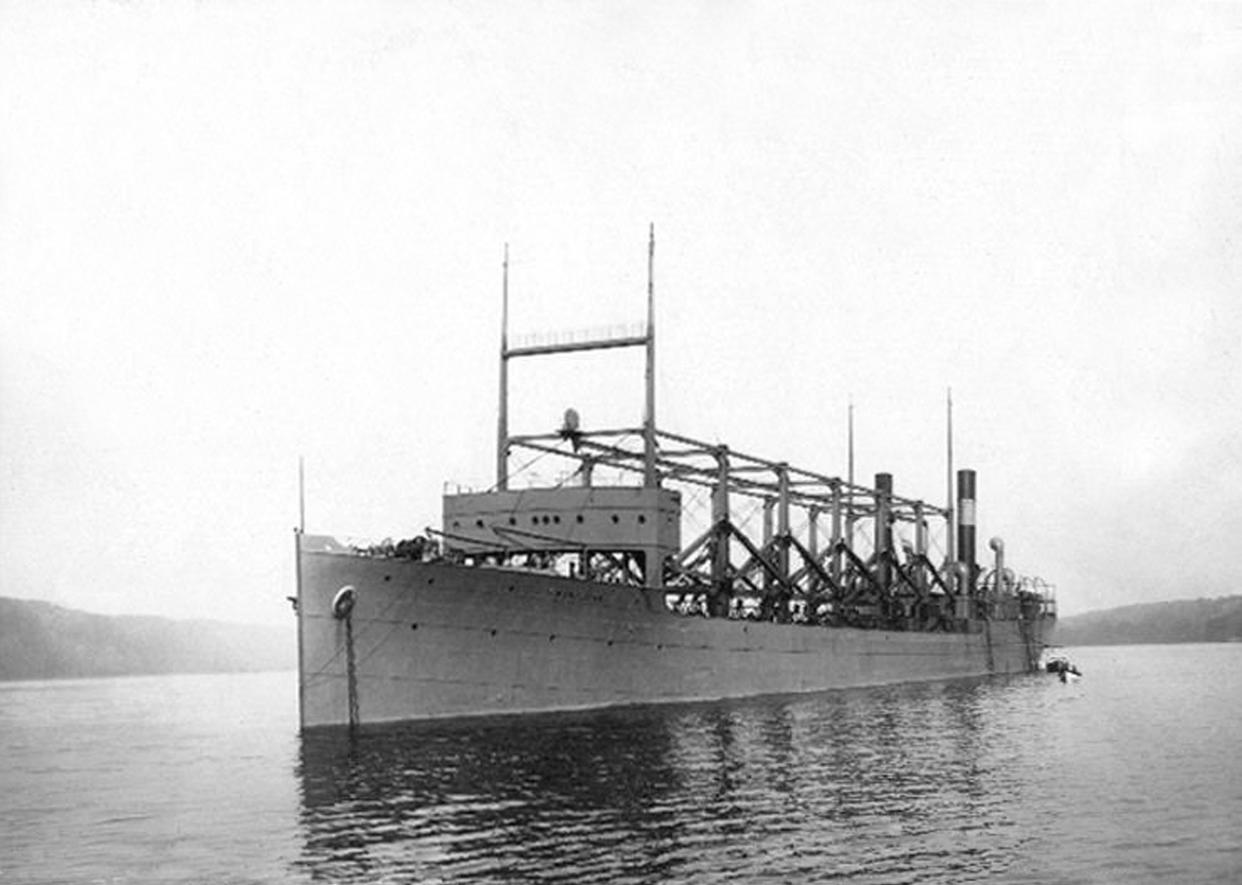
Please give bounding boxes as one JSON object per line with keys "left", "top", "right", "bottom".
{"left": 295, "top": 230, "right": 1057, "bottom": 730}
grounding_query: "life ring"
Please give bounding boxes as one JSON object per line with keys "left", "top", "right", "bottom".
{"left": 332, "top": 586, "right": 357, "bottom": 620}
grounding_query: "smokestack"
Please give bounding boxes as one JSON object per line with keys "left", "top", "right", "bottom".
{"left": 875, "top": 473, "right": 893, "bottom": 590}
{"left": 956, "top": 469, "right": 977, "bottom": 592}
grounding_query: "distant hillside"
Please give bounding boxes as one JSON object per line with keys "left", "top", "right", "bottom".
{"left": 0, "top": 597, "right": 295, "bottom": 681}
{"left": 1055, "top": 595, "right": 1242, "bottom": 646}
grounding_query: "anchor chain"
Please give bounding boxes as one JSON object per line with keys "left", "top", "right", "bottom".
{"left": 332, "top": 586, "right": 360, "bottom": 731}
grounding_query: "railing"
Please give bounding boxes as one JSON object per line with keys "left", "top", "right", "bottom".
{"left": 507, "top": 322, "right": 647, "bottom": 352}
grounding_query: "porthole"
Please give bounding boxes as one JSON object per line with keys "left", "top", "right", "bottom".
{"left": 475, "top": 519, "right": 484, "bottom": 528}
{"left": 553, "top": 515, "right": 561, "bottom": 524}
{"left": 637, "top": 514, "right": 646, "bottom": 524}
{"left": 509, "top": 517, "right": 516, "bottom": 525}
{"left": 576, "top": 515, "right": 584, "bottom": 524}
{"left": 411, "top": 623, "right": 419, "bottom": 631}
{"left": 611, "top": 514, "right": 619, "bottom": 524}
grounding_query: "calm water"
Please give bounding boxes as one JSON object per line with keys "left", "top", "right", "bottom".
{"left": 1, "top": 645, "right": 1239, "bottom": 884}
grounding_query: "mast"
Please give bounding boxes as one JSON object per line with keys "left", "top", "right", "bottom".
{"left": 846, "top": 398, "right": 855, "bottom": 547}
{"left": 497, "top": 244, "right": 510, "bottom": 491}
{"left": 847, "top": 398, "right": 855, "bottom": 488}
{"left": 500, "top": 228, "right": 652, "bottom": 480}
{"left": 946, "top": 387, "right": 955, "bottom": 580}
{"left": 643, "top": 223, "right": 657, "bottom": 488}
{"left": 298, "top": 455, "right": 305, "bottom": 532}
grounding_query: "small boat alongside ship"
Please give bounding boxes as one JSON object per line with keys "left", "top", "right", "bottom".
{"left": 295, "top": 230, "right": 1058, "bottom": 730}
{"left": 1043, "top": 652, "right": 1082, "bottom": 682}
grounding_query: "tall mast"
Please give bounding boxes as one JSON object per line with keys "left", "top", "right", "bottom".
{"left": 643, "top": 223, "right": 657, "bottom": 488}
{"left": 846, "top": 398, "right": 855, "bottom": 547}
{"left": 496, "top": 244, "right": 510, "bottom": 491}
{"left": 298, "top": 455, "right": 305, "bottom": 532}
{"left": 946, "top": 386, "right": 955, "bottom": 573}
{"left": 499, "top": 229, "right": 653, "bottom": 489}
{"left": 847, "top": 398, "right": 855, "bottom": 488}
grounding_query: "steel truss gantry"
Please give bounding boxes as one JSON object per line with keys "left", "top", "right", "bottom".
{"left": 504, "top": 422, "right": 959, "bottom": 629}
{"left": 492, "top": 229, "right": 1013, "bottom": 631}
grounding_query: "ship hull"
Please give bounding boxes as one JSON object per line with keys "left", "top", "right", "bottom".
{"left": 298, "top": 543, "right": 1052, "bottom": 730}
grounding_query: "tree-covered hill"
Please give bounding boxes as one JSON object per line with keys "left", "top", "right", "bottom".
{"left": 1055, "top": 595, "right": 1242, "bottom": 646}
{"left": 6, "top": 593, "right": 1237, "bottom": 680}
{"left": 0, "top": 597, "right": 294, "bottom": 681}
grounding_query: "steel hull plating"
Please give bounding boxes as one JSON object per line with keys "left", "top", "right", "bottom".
{"left": 298, "top": 547, "right": 1050, "bottom": 730}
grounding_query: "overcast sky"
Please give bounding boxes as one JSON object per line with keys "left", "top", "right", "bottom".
{"left": 2, "top": 1, "right": 1239, "bottom": 625}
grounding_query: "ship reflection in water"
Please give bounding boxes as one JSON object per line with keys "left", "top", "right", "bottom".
{"left": 295, "top": 677, "right": 1046, "bottom": 883}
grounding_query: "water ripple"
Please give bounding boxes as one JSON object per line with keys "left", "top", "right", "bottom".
{"left": 293, "top": 678, "right": 1047, "bottom": 883}
{"left": 3, "top": 647, "right": 1240, "bottom": 883}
